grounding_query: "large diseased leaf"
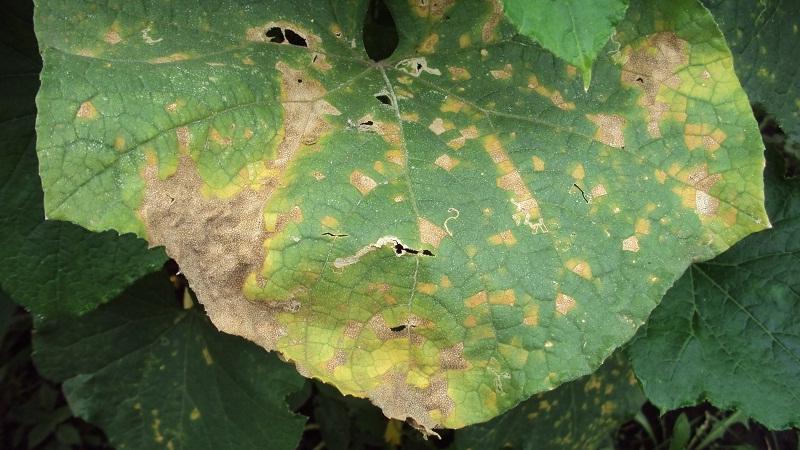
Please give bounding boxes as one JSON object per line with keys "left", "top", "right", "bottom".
{"left": 34, "top": 0, "right": 768, "bottom": 430}
{"left": 502, "top": 0, "right": 629, "bottom": 88}
{"left": 0, "top": 0, "right": 167, "bottom": 317}
{"left": 32, "top": 273, "right": 307, "bottom": 450}
{"left": 703, "top": 0, "right": 800, "bottom": 147}
{"left": 629, "top": 148, "right": 800, "bottom": 430}
{"left": 453, "top": 351, "right": 644, "bottom": 450}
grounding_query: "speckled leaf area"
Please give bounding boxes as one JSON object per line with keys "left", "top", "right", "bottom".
{"left": 35, "top": 0, "right": 767, "bottom": 431}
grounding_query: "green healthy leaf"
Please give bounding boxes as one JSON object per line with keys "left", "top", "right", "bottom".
{"left": 703, "top": 0, "right": 800, "bottom": 147}
{"left": 453, "top": 351, "right": 644, "bottom": 450}
{"left": 34, "top": 0, "right": 768, "bottom": 430}
{"left": 32, "top": 272, "right": 307, "bottom": 450}
{"left": 629, "top": 147, "right": 800, "bottom": 430}
{"left": 502, "top": 0, "right": 629, "bottom": 88}
{"left": 0, "top": 1, "right": 167, "bottom": 317}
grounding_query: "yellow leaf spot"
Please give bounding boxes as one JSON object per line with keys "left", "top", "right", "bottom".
{"left": 202, "top": 347, "right": 214, "bottom": 365}
{"left": 440, "top": 275, "right": 452, "bottom": 288}
{"left": 654, "top": 169, "right": 667, "bottom": 184}
{"left": 488, "top": 229, "right": 517, "bottom": 246}
{"left": 570, "top": 163, "right": 585, "bottom": 180}
{"left": 149, "top": 53, "right": 190, "bottom": 64}
{"left": 441, "top": 97, "right": 465, "bottom": 113}
{"left": 532, "top": 156, "right": 545, "bottom": 171}
{"left": 190, "top": 408, "right": 201, "bottom": 421}
{"left": 418, "top": 33, "right": 439, "bottom": 54}
{"left": 463, "top": 315, "right": 478, "bottom": 327}
{"left": 635, "top": 218, "right": 651, "bottom": 235}
{"left": 458, "top": 33, "right": 471, "bottom": 48}
{"left": 321, "top": 216, "right": 339, "bottom": 228}
{"left": 386, "top": 149, "right": 405, "bottom": 166}
{"left": 417, "top": 282, "right": 437, "bottom": 295}
{"left": 447, "top": 136, "right": 466, "bottom": 149}
{"left": 114, "top": 135, "right": 126, "bottom": 151}
{"left": 489, "top": 64, "right": 513, "bottom": 80}
{"left": 400, "top": 112, "right": 419, "bottom": 122}
{"left": 523, "top": 304, "right": 539, "bottom": 326}
{"left": 555, "top": 293, "right": 576, "bottom": 315}
{"left": 349, "top": 170, "right": 377, "bottom": 195}
{"left": 565, "top": 258, "right": 592, "bottom": 280}
{"left": 622, "top": 236, "right": 640, "bottom": 252}
{"left": 489, "top": 289, "right": 515, "bottom": 305}
{"left": 465, "top": 291, "right": 487, "bottom": 308}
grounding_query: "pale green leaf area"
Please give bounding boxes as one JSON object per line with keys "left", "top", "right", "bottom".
{"left": 35, "top": 0, "right": 767, "bottom": 430}
{"left": 0, "top": 1, "right": 167, "bottom": 318}
{"left": 704, "top": 0, "right": 800, "bottom": 148}
{"left": 503, "top": 0, "right": 629, "bottom": 88}
{"left": 630, "top": 147, "right": 800, "bottom": 430}
{"left": 33, "top": 272, "right": 307, "bottom": 450}
{"left": 453, "top": 350, "right": 644, "bottom": 450}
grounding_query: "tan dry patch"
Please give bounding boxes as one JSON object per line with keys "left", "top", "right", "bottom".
{"left": 428, "top": 118, "right": 449, "bottom": 135}
{"left": 149, "top": 53, "right": 190, "bottom": 64}
{"left": 484, "top": 137, "right": 542, "bottom": 231}
{"left": 434, "top": 154, "right": 459, "bottom": 171}
{"left": 481, "top": 0, "right": 504, "bottom": 42}
{"left": 586, "top": 114, "right": 626, "bottom": 148}
{"left": 104, "top": 30, "right": 122, "bottom": 45}
{"left": 176, "top": 127, "right": 191, "bottom": 152}
{"left": 369, "top": 372, "right": 451, "bottom": 436}
{"left": 418, "top": 217, "right": 448, "bottom": 248}
{"left": 686, "top": 165, "right": 722, "bottom": 216}
{"left": 76, "top": 101, "right": 98, "bottom": 119}
{"left": 440, "top": 343, "right": 468, "bottom": 370}
{"left": 343, "top": 320, "right": 363, "bottom": 339}
{"left": 409, "top": 0, "right": 455, "bottom": 19}
{"left": 418, "top": 33, "right": 439, "bottom": 54}
{"left": 386, "top": 149, "right": 405, "bottom": 166}
{"left": 140, "top": 61, "right": 340, "bottom": 353}
{"left": 591, "top": 184, "right": 608, "bottom": 198}
{"left": 622, "top": 236, "right": 640, "bottom": 252}
{"left": 621, "top": 32, "right": 689, "bottom": 138}
{"left": 350, "top": 170, "right": 378, "bottom": 195}
{"left": 448, "top": 66, "right": 471, "bottom": 81}
{"left": 490, "top": 64, "right": 513, "bottom": 80}
{"left": 555, "top": 293, "right": 576, "bottom": 315}
{"left": 325, "top": 350, "right": 347, "bottom": 372}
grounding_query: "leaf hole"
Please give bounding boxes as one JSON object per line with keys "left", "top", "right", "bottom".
{"left": 389, "top": 324, "right": 407, "bottom": 332}
{"left": 375, "top": 94, "right": 392, "bottom": 106}
{"left": 363, "top": 0, "right": 398, "bottom": 61}
{"left": 284, "top": 29, "right": 308, "bottom": 47}
{"left": 265, "top": 27, "right": 285, "bottom": 43}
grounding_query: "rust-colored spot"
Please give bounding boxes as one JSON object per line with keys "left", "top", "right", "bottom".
{"left": 555, "top": 293, "right": 576, "bottom": 315}
{"left": 586, "top": 114, "right": 626, "bottom": 148}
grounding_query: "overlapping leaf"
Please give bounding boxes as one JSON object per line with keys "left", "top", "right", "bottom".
{"left": 503, "top": 0, "right": 629, "bottom": 88}
{"left": 0, "top": 1, "right": 166, "bottom": 317}
{"left": 629, "top": 148, "right": 800, "bottom": 430}
{"left": 34, "top": 0, "right": 768, "bottom": 429}
{"left": 33, "top": 272, "right": 307, "bottom": 450}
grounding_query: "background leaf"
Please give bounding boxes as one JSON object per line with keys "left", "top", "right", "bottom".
{"left": 0, "top": 0, "right": 167, "bottom": 317}
{"left": 32, "top": 272, "right": 308, "bottom": 450}
{"left": 502, "top": 0, "right": 629, "bottom": 87}
{"left": 629, "top": 147, "right": 800, "bottom": 430}
{"left": 452, "top": 351, "right": 645, "bottom": 450}
{"left": 703, "top": 0, "right": 800, "bottom": 154}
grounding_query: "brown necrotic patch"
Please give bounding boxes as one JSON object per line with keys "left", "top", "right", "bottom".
{"left": 621, "top": 32, "right": 688, "bottom": 138}
{"left": 139, "top": 62, "right": 339, "bottom": 352}
{"left": 369, "top": 371, "right": 453, "bottom": 436}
